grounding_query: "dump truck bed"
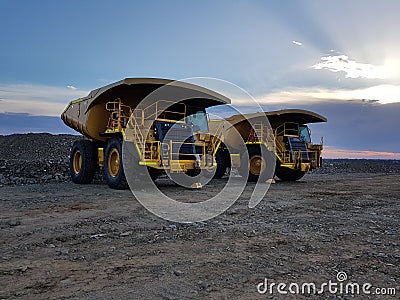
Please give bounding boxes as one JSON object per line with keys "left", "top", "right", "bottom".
{"left": 61, "top": 78, "right": 231, "bottom": 141}
{"left": 224, "top": 109, "right": 327, "bottom": 128}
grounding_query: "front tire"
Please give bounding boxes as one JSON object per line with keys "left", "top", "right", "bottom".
{"left": 69, "top": 139, "right": 97, "bottom": 184}
{"left": 240, "top": 146, "right": 275, "bottom": 182}
{"left": 275, "top": 167, "right": 305, "bottom": 181}
{"left": 104, "top": 138, "right": 128, "bottom": 189}
{"left": 213, "top": 149, "right": 230, "bottom": 179}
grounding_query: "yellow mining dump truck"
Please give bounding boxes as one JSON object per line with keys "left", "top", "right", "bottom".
{"left": 61, "top": 78, "right": 230, "bottom": 189}
{"left": 209, "top": 109, "right": 327, "bottom": 181}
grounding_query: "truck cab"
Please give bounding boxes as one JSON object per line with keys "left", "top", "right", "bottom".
{"left": 274, "top": 121, "right": 323, "bottom": 180}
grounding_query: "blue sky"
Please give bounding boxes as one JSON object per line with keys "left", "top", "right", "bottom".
{"left": 1, "top": 0, "right": 400, "bottom": 158}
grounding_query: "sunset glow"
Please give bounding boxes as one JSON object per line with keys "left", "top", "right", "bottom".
{"left": 323, "top": 147, "right": 400, "bottom": 159}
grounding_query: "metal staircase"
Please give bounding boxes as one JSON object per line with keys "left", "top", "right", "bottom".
{"left": 287, "top": 137, "right": 309, "bottom": 162}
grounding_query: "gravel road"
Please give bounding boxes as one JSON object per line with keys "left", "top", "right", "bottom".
{"left": 0, "top": 134, "right": 399, "bottom": 299}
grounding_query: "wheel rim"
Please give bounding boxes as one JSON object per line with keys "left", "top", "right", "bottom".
{"left": 72, "top": 150, "right": 82, "bottom": 174}
{"left": 249, "top": 155, "right": 265, "bottom": 176}
{"left": 108, "top": 148, "right": 120, "bottom": 178}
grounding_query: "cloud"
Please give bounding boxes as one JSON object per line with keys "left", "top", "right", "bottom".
{"left": 0, "top": 83, "right": 88, "bottom": 116}
{"left": 224, "top": 99, "right": 400, "bottom": 153}
{"left": 253, "top": 84, "right": 400, "bottom": 105}
{"left": 323, "top": 146, "right": 400, "bottom": 159}
{"left": 292, "top": 40, "right": 303, "bottom": 46}
{"left": 66, "top": 85, "right": 77, "bottom": 90}
{"left": 311, "top": 55, "right": 388, "bottom": 79}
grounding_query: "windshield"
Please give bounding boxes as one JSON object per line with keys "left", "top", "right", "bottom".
{"left": 187, "top": 111, "right": 209, "bottom": 132}
{"left": 299, "top": 125, "right": 311, "bottom": 143}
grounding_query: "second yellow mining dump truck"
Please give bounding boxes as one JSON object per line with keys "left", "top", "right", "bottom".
{"left": 61, "top": 78, "right": 230, "bottom": 189}
{"left": 209, "top": 109, "right": 327, "bottom": 181}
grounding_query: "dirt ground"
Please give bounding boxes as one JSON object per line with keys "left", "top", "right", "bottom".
{"left": 0, "top": 171, "right": 399, "bottom": 299}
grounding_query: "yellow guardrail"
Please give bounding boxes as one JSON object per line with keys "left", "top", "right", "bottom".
{"left": 142, "top": 100, "right": 186, "bottom": 123}
{"left": 275, "top": 122, "right": 300, "bottom": 137}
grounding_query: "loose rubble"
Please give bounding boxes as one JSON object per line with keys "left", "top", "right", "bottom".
{"left": 0, "top": 133, "right": 103, "bottom": 185}
{"left": 0, "top": 133, "right": 399, "bottom": 299}
{"left": 0, "top": 133, "right": 399, "bottom": 186}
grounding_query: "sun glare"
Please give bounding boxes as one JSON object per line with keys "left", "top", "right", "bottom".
{"left": 309, "top": 85, "right": 400, "bottom": 104}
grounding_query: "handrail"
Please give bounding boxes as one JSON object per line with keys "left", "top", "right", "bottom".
{"left": 129, "top": 111, "right": 209, "bottom": 163}
{"left": 105, "top": 99, "right": 133, "bottom": 132}
{"left": 247, "top": 122, "right": 274, "bottom": 143}
{"left": 131, "top": 100, "right": 187, "bottom": 127}
{"left": 143, "top": 100, "right": 186, "bottom": 123}
{"left": 143, "top": 141, "right": 161, "bottom": 160}
{"left": 208, "top": 121, "right": 225, "bottom": 156}
{"left": 275, "top": 122, "right": 300, "bottom": 137}
{"left": 274, "top": 137, "right": 286, "bottom": 161}
{"left": 128, "top": 113, "right": 145, "bottom": 159}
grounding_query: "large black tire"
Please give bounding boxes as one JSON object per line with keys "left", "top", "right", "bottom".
{"left": 104, "top": 138, "right": 128, "bottom": 189}
{"left": 240, "top": 146, "right": 275, "bottom": 182}
{"left": 213, "top": 149, "right": 230, "bottom": 179}
{"left": 275, "top": 167, "right": 305, "bottom": 181}
{"left": 69, "top": 139, "right": 97, "bottom": 184}
{"left": 122, "top": 140, "right": 161, "bottom": 184}
{"left": 148, "top": 167, "right": 160, "bottom": 181}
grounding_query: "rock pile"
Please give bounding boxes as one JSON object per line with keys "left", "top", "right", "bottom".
{"left": 0, "top": 133, "right": 399, "bottom": 186}
{"left": 0, "top": 133, "right": 81, "bottom": 185}
{"left": 315, "top": 159, "right": 400, "bottom": 174}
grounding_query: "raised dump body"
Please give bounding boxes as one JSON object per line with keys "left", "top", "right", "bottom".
{"left": 61, "top": 78, "right": 230, "bottom": 189}
{"left": 209, "top": 109, "right": 327, "bottom": 181}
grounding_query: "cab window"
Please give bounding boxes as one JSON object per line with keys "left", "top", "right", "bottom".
{"left": 187, "top": 111, "right": 208, "bottom": 132}
{"left": 299, "top": 125, "right": 311, "bottom": 143}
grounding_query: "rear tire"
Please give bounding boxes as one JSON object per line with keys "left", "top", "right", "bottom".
{"left": 69, "top": 139, "right": 97, "bottom": 184}
{"left": 104, "top": 138, "right": 128, "bottom": 189}
{"left": 275, "top": 167, "right": 305, "bottom": 181}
